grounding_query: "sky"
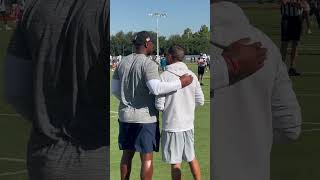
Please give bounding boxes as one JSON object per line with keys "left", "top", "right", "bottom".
{"left": 111, "top": 0, "right": 210, "bottom": 37}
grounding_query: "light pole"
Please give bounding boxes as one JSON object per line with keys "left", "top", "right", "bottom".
{"left": 148, "top": 12, "right": 167, "bottom": 58}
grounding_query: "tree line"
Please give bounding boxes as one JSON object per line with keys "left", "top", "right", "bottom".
{"left": 110, "top": 25, "right": 210, "bottom": 56}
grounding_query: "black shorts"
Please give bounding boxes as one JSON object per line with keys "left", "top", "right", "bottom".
{"left": 118, "top": 121, "right": 160, "bottom": 153}
{"left": 281, "top": 16, "right": 303, "bottom": 42}
{"left": 198, "top": 66, "right": 205, "bottom": 75}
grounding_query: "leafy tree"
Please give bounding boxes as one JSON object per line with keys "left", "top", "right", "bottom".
{"left": 110, "top": 25, "right": 210, "bottom": 56}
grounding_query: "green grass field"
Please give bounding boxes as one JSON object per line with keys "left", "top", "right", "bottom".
{"left": 110, "top": 65, "right": 211, "bottom": 179}
{"left": 0, "top": 3, "right": 320, "bottom": 179}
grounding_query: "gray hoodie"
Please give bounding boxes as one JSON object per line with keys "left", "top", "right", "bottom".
{"left": 155, "top": 62, "right": 204, "bottom": 132}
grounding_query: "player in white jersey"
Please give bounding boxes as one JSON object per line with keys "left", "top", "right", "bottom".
{"left": 197, "top": 54, "right": 207, "bottom": 85}
{"left": 280, "top": 0, "right": 304, "bottom": 76}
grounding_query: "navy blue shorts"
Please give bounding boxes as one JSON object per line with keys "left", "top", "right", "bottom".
{"left": 281, "top": 16, "right": 302, "bottom": 42}
{"left": 118, "top": 121, "right": 160, "bottom": 153}
{"left": 198, "top": 66, "right": 205, "bottom": 75}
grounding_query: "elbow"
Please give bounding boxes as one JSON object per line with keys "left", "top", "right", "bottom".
{"left": 196, "top": 101, "right": 204, "bottom": 106}
{"left": 150, "top": 89, "right": 160, "bottom": 96}
{"left": 272, "top": 125, "right": 302, "bottom": 144}
{"left": 200, "top": 99, "right": 205, "bottom": 106}
{"left": 273, "top": 103, "right": 302, "bottom": 143}
{"left": 288, "top": 108, "right": 302, "bottom": 141}
{"left": 287, "top": 126, "right": 301, "bottom": 141}
{"left": 273, "top": 126, "right": 301, "bottom": 144}
{"left": 196, "top": 97, "right": 205, "bottom": 106}
{"left": 291, "top": 133, "right": 301, "bottom": 141}
{"left": 282, "top": 128, "right": 301, "bottom": 143}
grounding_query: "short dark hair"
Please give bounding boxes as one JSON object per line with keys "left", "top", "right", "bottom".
{"left": 132, "top": 31, "right": 152, "bottom": 46}
{"left": 168, "top": 45, "right": 185, "bottom": 62}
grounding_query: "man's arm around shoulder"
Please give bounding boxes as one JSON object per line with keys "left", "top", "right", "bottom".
{"left": 155, "top": 74, "right": 167, "bottom": 111}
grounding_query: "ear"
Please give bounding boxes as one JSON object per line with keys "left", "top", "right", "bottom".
{"left": 168, "top": 54, "right": 172, "bottom": 62}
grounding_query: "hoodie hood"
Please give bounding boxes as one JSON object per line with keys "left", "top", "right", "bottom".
{"left": 166, "top": 62, "right": 190, "bottom": 77}
{"left": 211, "top": 1, "right": 253, "bottom": 47}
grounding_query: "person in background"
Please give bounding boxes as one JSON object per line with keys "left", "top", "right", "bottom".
{"left": 160, "top": 56, "right": 167, "bottom": 71}
{"left": 280, "top": 0, "right": 303, "bottom": 76}
{"left": 160, "top": 49, "right": 167, "bottom": 71}
{"left": 197, "top": 53, "right": 207, "bottom": 86}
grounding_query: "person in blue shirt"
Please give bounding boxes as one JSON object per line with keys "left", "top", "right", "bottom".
{"left": 160, "top": 56, "right": 167, "bottom": 71}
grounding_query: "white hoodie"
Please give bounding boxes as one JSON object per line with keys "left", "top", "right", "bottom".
{"left": 211, "top": 2, "right": 302, "bottom": 180}
{"left": 155, "top": 62, "right": 204, "bottom": 132}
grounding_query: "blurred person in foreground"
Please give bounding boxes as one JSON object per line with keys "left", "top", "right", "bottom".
{"left": 4, "top": 0, "right": 110, "bottom": 179}
{"left": 211, "top": 1, "right": 302, "bottom": 180}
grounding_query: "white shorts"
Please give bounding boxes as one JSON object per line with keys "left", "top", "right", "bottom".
{"left": 161, "top": 129, "right": 195, "bottom": 164}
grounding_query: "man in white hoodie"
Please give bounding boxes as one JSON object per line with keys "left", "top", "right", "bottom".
{"left": 156, "top": 45, "right": 204, "bottom": 180}
{"left": 211, "top": 1, "right": 302, "bottom": 180}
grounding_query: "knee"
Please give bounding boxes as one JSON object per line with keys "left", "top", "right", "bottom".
{"left": 121, "top": 153, "right": 134, "bottom": 163}
{"left": 171, "top": 163, "right": 182, "bottom": 170}
{"left": 142, "top": 160, "right": 153, "bottom": 168}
